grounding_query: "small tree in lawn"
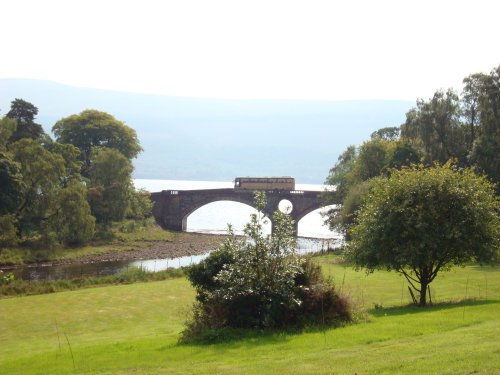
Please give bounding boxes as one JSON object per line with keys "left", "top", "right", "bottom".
{"left": 348, "top": 163, "right": 499, "bottom": 306}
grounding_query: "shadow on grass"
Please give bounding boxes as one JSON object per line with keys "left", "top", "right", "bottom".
{"left": 177, "top": 320, "right": 352, "bottom": 348}
{"left": 369, "top": 298, "right": 498, "bottom": 317}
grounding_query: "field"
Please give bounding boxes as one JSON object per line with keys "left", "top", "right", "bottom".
{"left": 0, "top": 254, "right": 499, "bottom": 374}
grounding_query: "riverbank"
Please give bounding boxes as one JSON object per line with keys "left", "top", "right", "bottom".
{"left": 0, "top": 226, "right": 228, "bottom": 270}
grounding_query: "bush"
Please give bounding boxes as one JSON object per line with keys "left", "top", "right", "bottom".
{"left": 181, "top": 193, "right": 352, "bottom": 343}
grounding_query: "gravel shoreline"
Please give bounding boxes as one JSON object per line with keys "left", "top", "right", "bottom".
{"left": 1, "top": 233, "right": 229, "bottom": 270}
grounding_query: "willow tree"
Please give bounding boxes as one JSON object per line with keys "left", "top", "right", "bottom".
{"left": 348, "top": 163, "right": 498, "bottom": 306}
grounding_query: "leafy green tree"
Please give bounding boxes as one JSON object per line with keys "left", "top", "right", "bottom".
{"left": 462, "top": 72, "right": 487, "bottom": 148}
{"left": 401, "top": 90, "right": 467, "bottom": 165}
{"left": 48, "top": 182, "right": 95, "bottom": 245}
{"left": 0, "top": 152, "right": 24, "bottom": 216}
{"left": 88, "top": 148, "right": 133, "bottom": 225}
{"left": 370, "top": 126, "right": 400, "bottom": 141}
{"left": 467, "top": 65, "right": 500, "bottom": 188}
{"left": 0, "top": 117, "right": 17, "bottom": 151}
{"left": 10, "top": 139, "right": 65, "bottom": 234}
{"left": 127, "top": 188, "right": 153, "bottom": 220}
{"left": 8, "top": 138, "right": 94, "bottom": 245}
{"left": 324, "top": 145, "right": 356, "bottom": 203}
{"left": 351, "top": 139, "right": 391, "bottom": 181}
{"left": 348, "top": 163, "right": 499, "bottom": 306}
{"left": 386, "top": 142, "right": 421, "bottom": 170}
{"left": 0, "top": 214, "right": 18, "bottom": 248}
{"left": 6, "top": 99, "right": 45, "bottom": 142}
{"left": 326, "top": 179, "right": 374, "bottom": 239}
{"left": 52, "top": 110, "right": 142, "bottom": 176}
{"left": 46, "top": 142, "right": 83, "bottom": 187}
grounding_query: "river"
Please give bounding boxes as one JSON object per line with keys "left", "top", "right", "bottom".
{"left": 9, "top": 179, "right": 341, "bottom": 280}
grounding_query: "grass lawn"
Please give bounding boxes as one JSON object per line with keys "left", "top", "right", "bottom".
{"left": 1, "top": 254, "right": 499, "bottom": 374}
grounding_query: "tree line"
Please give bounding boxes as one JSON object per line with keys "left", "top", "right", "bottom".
{"left": 0, "top": 100, "right": 151, "bottom": 249}
{"left": 324, "top": 65, "right": 499, "bottom": 234}
{"left": 323, "top": 65, "right": 499, "bottom": 306}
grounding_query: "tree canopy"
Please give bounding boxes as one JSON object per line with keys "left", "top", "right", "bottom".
{"left": 52, "top": 109, "right": 142, "bottom": 176}
{"left": 6, "top": 98, "right": 46, "bottom": 142}
{"left": 0, "top": 100, "right": 150, "bottom": 249}
{"left": 348, "top": 163, "right": 499, "bottom": 306}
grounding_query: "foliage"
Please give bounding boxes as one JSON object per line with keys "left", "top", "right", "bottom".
{"left": 88, "top": 148, "right": 134, "bottom": 225}
{"left": 0, "top": 151, "right": 24, "bottom": 216}
{"left": 6, "top": 99, "right": 46, "bottom": 142}
{"left": 183, "top": 192, "right": 351, "bottom": 341}
{"left": 0, "top": 270, "right": 14, "bottom": 285}
{"left": 126, "top": 188, "right": 153, "bottom": 220}
{"left": 47, "top": 182, "right": 95, "bottom": 245}
{"left": 386, "top": 141, "right": 421, "bottom": 170}
{"left": 467, "top": 65, "right": 500, "bottom": 189}
{"left": 0, "top": 116, "right": 17, "bottom": 150}
{"left": 325, "top": 179, "right": 374, "bottom": 239}
{"left": 351, "top": 138, "right": 391, "bottom": 181}
{"left": 325, "top": 64, "right": 499, "bottom": 240}
{"left": 348, "top": 163, "right": 499, "bottom": 306}
{"left": 324, "top": 145, "right": 357, "bottom": 204}
{"left": 370, "top": 126, "right": 400, "bottom": 141}
{"left": 0, "top": 215, "right": 18, "bottom": 248}
{"left": 52, "top": 109, "right": 142, "bottom": 177}
{"left": 323, "top": 139, "right": 420, "bottom": 233}
{"left": 0, "top": 99, "right": 152, "bottom": 250}
{"left": 9, "top": 139, "right": 66, "bottom": 235}
{"left": 401, "top": 89, "right": 467, "bottom": 165}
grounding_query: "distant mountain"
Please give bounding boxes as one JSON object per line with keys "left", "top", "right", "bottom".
{"left": 0, "top": 78, "right": 413, "bottom": 184}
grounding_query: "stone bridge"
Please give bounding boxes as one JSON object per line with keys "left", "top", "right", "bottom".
{"left": 150, "top": 188, "right": 329, "bottom": 234}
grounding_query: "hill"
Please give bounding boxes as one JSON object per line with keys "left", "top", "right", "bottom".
{"left": 0, "top": 79, "right": 413, "bottom": 183}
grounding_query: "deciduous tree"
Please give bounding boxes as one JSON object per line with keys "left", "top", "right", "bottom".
{"left": 87, "top": 148, "right": 134, "bottom": 225}
{"left": 52, "top": 110, "right": 142, "bottom": 176}
{"left": 348, "top": 163, "right": 499, "bottom": 306}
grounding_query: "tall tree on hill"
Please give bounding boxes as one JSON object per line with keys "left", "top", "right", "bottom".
{"left": 6, "top": 99, "right": 46, "bottom": 142}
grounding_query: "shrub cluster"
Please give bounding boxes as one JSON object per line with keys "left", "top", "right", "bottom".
{"left": 181, "top": 193, "right": 351, "bottom": 342}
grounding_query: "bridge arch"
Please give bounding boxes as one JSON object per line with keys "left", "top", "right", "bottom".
{"left": 151, "top": 188, "right": 334, "bottom": 236}
{"left": 184, "top": 200, "right": 271, "bottom": 234}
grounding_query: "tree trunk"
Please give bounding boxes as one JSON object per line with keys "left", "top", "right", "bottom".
{"left": 419, "top": 281, "right": 428, "bottom": 306}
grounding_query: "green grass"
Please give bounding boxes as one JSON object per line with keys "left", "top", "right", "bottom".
{"left": 0, "top": 267, "right": 184, "bottom": 297}
{"left": 0, "top": 222, "right": 175, "bottom": 266}
{"left": 0, "top": 255, "right": 499, "bottom": 374}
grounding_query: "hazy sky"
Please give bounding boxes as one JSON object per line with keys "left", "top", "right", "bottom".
{"left": 2, "top": 0, "right": 499, "bottom": 100}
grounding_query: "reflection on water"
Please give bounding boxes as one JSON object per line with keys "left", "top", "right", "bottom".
{"left": 8, "top": 237, "right": 341, "bottom": 281}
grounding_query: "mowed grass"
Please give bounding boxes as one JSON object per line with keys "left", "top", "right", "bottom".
{"left": 1, "top": 254, "right": 499, "bottom": 374}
